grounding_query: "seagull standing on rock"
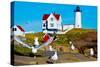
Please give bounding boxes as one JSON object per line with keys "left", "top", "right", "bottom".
{"left": 50, "top": 51, "right": 58, "bottom": 61}
{"left": 71, "top": 44, "right": 75, "bottom": 50}
{"left": 47, "top": 45, "right": 58, "bottom": 64}
{"left": 90, "top": 48, "right": 94, "bottom": 56}
{"left": 69, "top": 41, "right": 75, "bottom": 50}
{"left": 34, "top": 37, "right": 40, "bottom": 48}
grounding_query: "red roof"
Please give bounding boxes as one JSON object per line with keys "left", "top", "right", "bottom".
{"left": 42, "top": 14, "right": 50, "bottom": 20}
{"left": 53, "top": 14, "right": 60, "bottom": 20}
{"left": 17, "top": 25, "right": 25, "bottom": 32}
{"left": 42, "top": 14, "right": 60, "bottom": 20}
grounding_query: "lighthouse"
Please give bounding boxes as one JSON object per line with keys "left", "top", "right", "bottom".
{"left": 74, "top": 6, "right": 82, "bottom": 28}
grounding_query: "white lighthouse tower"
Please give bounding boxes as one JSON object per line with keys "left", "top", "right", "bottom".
{"left": 75, "top": 6, "right": 82, "bottom": 28}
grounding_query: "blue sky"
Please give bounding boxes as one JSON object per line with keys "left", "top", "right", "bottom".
{"left": 12, "top": 1, "right": 97, "bottom": 32}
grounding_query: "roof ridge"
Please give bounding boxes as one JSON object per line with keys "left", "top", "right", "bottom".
{"left": 16, "top": 25, "right": 25, "bottom": 32}
{"left": 43, "top": 13, "right": 60, "bottom": 20}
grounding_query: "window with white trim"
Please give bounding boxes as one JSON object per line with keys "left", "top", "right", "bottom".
{"left": 50, "top": 23, "right": 54, "bottom": 27}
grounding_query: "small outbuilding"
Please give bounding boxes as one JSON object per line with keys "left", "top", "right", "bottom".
{"left": 11, "top": 25, "right": 25, "bottom": 37}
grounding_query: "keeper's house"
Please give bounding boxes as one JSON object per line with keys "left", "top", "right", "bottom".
{"left": 42, "top": 6, "right": 82, "bottom": 34}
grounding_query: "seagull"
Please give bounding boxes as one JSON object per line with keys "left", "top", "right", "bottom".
{"left": 31, "top": 46, "right": 38, "bottom": 59}
{"left": 31, "top": 46, "right": 37, "bottom": 53}
{"left": 34, "top": 37, "right": 39, "bottom": 46}
{"left": 50, "top": 51, "right": 58, "bottom": 61}
{"left": 69, "top": 41, "right": 75, "bottom": 50}
{"left": 47, "top": 51, "right": 58, "bottom": 64}
{"left": 47, "top": 46, "right": 58, "bottom": 64}
{"left": 69, "top": 41, "right": 72, "bottom": 44}
{"left": 90, "top": 48, "right": 94, "bottom": 56}
{"left": 14, "top": 36, "right": 54, "bottom": 54}
{"left": 71, "top": 44, "right": 75, "bottom": 50}
{"left": 49, "top": 45, "right": 53, "bottom": 51}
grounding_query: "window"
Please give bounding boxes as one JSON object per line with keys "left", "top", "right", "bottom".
{"left": 50, "top": 23, "right": 54, "bottom": 27}
{"left": 15, "top": 28, "right": 17, "bottom": 31}
{"left": 43, "top": 23, "right": 45, "bottom": 27}
{"left": 12, "top": 28, "right": 17, "bottom": 31}
{"left": 51, "top": 18, "right": 53, "bottom": 21}
{"left": 78, "top": 25, "right": 79, "bottom": 27}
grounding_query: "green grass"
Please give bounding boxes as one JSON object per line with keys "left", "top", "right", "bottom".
{"left": 14, "top": 45, "right": 44, "bottom": 57}
{"left": 25, "top": 32, "right": 44, "bottom": 45}
{"left": 14, "top": 45, "right": 32, "bottom": 56}
{"left": 14, "top": 28, "right": 97, "bottom": 56}
{"left": 66, "top": 28, "right": 96, "bottom": 40}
